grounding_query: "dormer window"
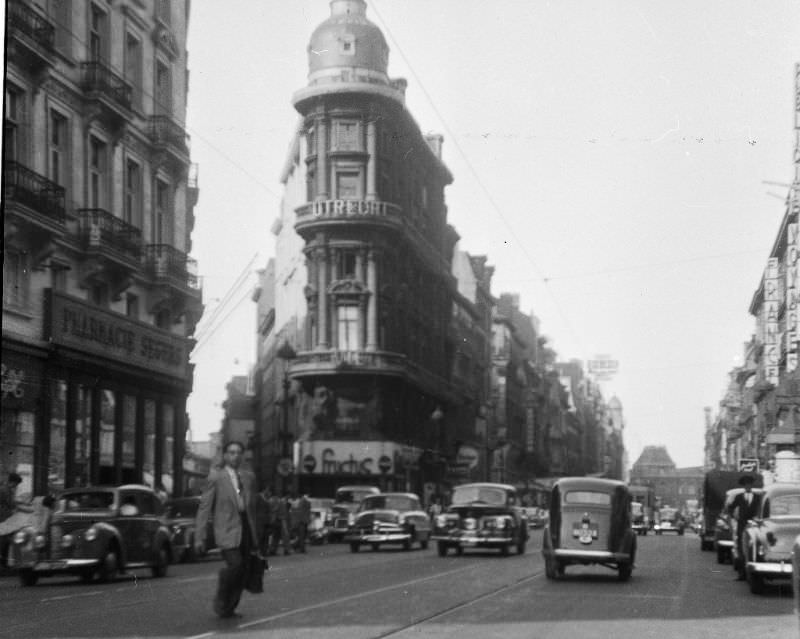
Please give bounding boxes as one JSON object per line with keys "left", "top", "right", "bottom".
{"left": 339, "top": 34, "right": 355, "bottom": 56}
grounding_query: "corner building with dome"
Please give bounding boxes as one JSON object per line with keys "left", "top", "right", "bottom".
{"left": 251, "top": 0, "right": 495, "bottom": 498}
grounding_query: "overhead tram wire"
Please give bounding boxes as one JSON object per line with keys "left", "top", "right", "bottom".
{"left": 369, "top": 1, "right": 586, "bottom": 353}
{"left": 192, "top": 252, "right": 261, "bottom": 343}
{"left": 192, "top": 286, "right": 257, "bottom": 357}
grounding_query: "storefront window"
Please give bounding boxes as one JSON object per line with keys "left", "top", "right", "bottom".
{"left": 73, "top": 384, "right": 92, "bottom": 487}
{"left": 143, "top": 400, "right": 156, "bottom": 488}
{"left": 49, "top": 380, "right": 67, "bottom": 491}
{"left": 0, "top": 411, "right": 35, "bottom": 495}
{"left": 122, "top": 395, "right": 136, "bottom": 470}
{"left": 161, "top": 403, "right": 174, "bottom": 495}
{"left": 99, "top": 389, "right": 115, "bottom": 481}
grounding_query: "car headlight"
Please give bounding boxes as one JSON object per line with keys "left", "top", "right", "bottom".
{"left": 348, "top": 514, "right": 355, "bottom": 526}
{"left": 755, "top": 541, "right": 766, "bottom": 559}
{"left": 84, "top": 526, "right": 98, "bottom": 542}
{"left": 435, "top": 514, "right": 448, "bottom": 528}
{"left": 13, "top": 530, "right": 29, "bottom": 545}
{"left": 61, "top": 534, "right": 74, "bottom": 548}
{"left": 464, "top": 518, "right": 477, "bottom": 531}
{"left": 34, "top": 534, "right": 46, "bottom": 549}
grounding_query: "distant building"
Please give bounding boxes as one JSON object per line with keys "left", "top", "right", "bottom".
{"left": 629, "top": 446, "right": 703, "bottom": 512}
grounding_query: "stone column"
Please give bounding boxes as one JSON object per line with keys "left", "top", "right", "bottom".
{"left": 366, "top": 118, "right": 377, "bottom": 200}
{"left": 366, "top": 249, "right": 378, "bottom": 351}
{"left": 317, "top": 117, "right": 329, "bottom": 200}
{"left": 317, "top": 247, "right": 329, "bottom": 349}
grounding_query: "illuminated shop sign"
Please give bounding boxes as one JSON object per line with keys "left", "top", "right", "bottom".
{"left": 787, "top": 223, "right": 798, "bottom": 373}
{"left": 297, "top": 440, "right": 421, "bottom": 476}
{"left": 48, "top": 292, "right": 189, "bottom": 378}
{"left": 311, "top": 199, "right": 392, "bottom": 218}
{"left": 764, "top": 258, "right": 780, "bottom": 385}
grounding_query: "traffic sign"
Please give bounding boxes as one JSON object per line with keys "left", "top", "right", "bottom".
{"left": 302, "top": 454, "right": 316, "bottom": 473}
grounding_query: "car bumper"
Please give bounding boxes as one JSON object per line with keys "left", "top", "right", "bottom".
{"left": 746, "top": 561, "right": 793, "bottom": 578}
{"left": 550, "top": 548, "right": 633, "bottom": 563}
{"left": 345, "top": 533, "right": 410, "bottom": 544}
{"left": 20, "top": 558, "right": 100, "bottom": 572}
{"left": 432, "top": 533, "right": 514, "bottom": 547}
{"left": 716, "top": 539, "right": 734, "bottom": 548}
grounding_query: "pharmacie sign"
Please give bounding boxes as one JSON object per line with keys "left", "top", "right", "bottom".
{"left": 47, "top": 291, "right": 190, "bottom": 378}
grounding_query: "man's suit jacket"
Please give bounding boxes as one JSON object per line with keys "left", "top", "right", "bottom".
{"left": 195, "top": 466, "right": 258, "bottom": 550}
{"left": 729, "top": 491, "right": 760, "bottom": 534}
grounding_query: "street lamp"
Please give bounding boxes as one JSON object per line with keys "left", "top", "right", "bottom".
{"left": 276, "top": 340, "right": 297, "bottom": 494}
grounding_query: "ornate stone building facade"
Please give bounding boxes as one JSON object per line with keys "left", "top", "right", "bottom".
{"left": 3, "top": 0, "right": 201, "bottom": 496}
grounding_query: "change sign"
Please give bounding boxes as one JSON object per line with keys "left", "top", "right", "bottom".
{"left": 739, "top": 458, "right": 759, "bottom": 473}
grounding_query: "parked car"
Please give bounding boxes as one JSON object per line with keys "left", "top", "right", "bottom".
{"left": 739, "top": 482, "right": 800, "bottom": 594}
{"left": 345, "top": 492, "right": 431, "bottom": 552}
{"left": 10, "top": 485, "right": 173, "bottom": 586}
{"left": 329, "top": 485, "right": 380, "bottom": 541}
{"left": 164, "top": 496, "right": 216, "bottom": 562}
{"left": 631, "top": 501, "right": 649, "bottom": 536}
{"left": 654, "top": 507, "right": 685, "bottom": 535}
{"left": 541, "top": 477, "right": 637, "bottom": 581}
{"left": 714, "top": 488, "right": 764, "bottom": 565}
{"left": 432, "top": 483, "right": 528, "bottom": 557}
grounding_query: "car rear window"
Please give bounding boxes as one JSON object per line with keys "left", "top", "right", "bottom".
{"left": 564, "top": 491, "right": 611, "bottom": 506}
{"left": 60, "top": 491, "right": 115, "bottom": 511}
{"left": 769, "top": 494, "right": 800, "bottom": 517}
{"left": 451, "top": 486, "right": 508, "bottom": 506}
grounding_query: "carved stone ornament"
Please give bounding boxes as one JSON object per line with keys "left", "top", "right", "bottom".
{"left": 152, "top": 26, "right": 179, "bottom": 60}
{"left": 328, "top": 279, "right": 366, "bottom": 296}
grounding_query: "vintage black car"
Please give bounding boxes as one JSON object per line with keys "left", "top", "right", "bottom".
{"left": 431, "top": 483, "right": 528, "bottom": 556}
{"left": 542, "top": 477, "right": 637, "bottom": 581}
{"left": 10, "top": 485, "right": 173, "bottom": 586}
{"left": 654, "top": 506, "right": 685, "bottom": 535}
{"left": 164, "top": 496, "right": 216, "bottom": 562}
{"left": 739, "top": 482, "right": 800, "bottom": 594}
{"left": 345, "top": 492, "right": 431, "bottom": 551}
{"left": 329, "top": 485, "right": 380, "bottom": 541}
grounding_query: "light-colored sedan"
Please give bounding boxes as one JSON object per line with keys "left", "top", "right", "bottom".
{"left": 345, "top": 493, "right": 431, "bottom": 552}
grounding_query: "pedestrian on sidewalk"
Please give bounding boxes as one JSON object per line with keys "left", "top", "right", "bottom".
{"left": 195, "top": 441, "right": 259, "bottom": 618}
{"left": 270, "top": 491, "right": 292, "bottom": 555}
{"left": 0, "top": 473, "right": 23, "bottom": 569}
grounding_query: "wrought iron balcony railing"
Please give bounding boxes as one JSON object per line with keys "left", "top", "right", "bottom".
{"left": 144, "top": 244, "right": 201, "bottom": 290}
{"left": 3, "top": 160, "right": 66, "bottom": 223}
{"left": 8, "top": 0, "right": 55, "bottom": 51}
{"left": 148, "top": 116, "right": 190, "bottom": 152}
{"left": 81, "top": 61, "right": 132, "bottom": 111}
{"left": 77, "top": 209, "right": 142, "bottom": 260}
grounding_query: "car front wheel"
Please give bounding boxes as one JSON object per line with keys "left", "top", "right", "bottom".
{"left": 97, "top": 547, "right": 119, "bottom": 583}
{"left": 618, "top": 561, "right": 632, "bottom": 582}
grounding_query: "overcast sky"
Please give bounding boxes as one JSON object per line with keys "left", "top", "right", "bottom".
{"left": 185, "top": 0, "right": 799, "bottom": 469}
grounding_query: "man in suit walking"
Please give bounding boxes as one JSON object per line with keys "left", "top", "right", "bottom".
{"left": 728, "top": 474, "right": 760, "bottom": 580}
{"left": 195, "top": 441, "right": 259, "bottom": 618}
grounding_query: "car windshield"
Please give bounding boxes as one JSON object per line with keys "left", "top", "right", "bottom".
{"left": 59, "top": 491, "right": 115, "bottom": 512}
{"left": 166, "top": 499, "right": 199, "bottom": 518}
{"left": 451, "top": 486, "right": 508, "bottom": 506}
{"left": 335, "top": 489, "right": 375, "bottom": 503}
{"left": 359, "top": 495, "right": 418, "bottom": 512}
{"left": 564, "top": 491, "right": 611, "bottom": 506}
{"left": 660, "top": 508, "right": 678, "bottom": 519}
{"left": 631, "top": 502, "right": 643, "bottom": 516}
{"left": 768, "top": 494, "right": 800, "bottom": 517}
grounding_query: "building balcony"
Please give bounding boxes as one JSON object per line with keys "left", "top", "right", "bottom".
{"left": 4, "top": 160, "right": 66, "bottom": 266}
{"left": 6, "top": 0, "right": 56, "bottom": 77}
{"left": 77, "top": 208, "right": 142, "bottom": 265}
{"left": 81, "top": 60, "right": 132, "bottom": 131}
{"left": 143, "top": 244, "right": 203, "bottom": 325}
{"left": 294, "top": 199, "right": 403, "bottom": 237}
{"left": 289, "top": 349, "right": 408, "bottom": 379}
{"left": 148, "top": 116, "right": 191, "bottom": 171}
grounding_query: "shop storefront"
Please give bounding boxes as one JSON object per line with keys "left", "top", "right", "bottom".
{"left": 1, "top": 292, "right": 193, "bottom": 497}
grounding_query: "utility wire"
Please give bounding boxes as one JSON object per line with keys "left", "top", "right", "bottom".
{"left": 192, "top": 286, "right": 255, "bottom": 357}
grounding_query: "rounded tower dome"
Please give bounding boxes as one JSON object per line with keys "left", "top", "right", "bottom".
{"left": 306, "top": 0, "right": 389, "bottom": 85}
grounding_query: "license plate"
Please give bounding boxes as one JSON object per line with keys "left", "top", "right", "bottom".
{"left": 37, "top": 560, "right": 67, "bottom": 570}
{"left": 572, "top": 523, "right": 599, "bottom": 544}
